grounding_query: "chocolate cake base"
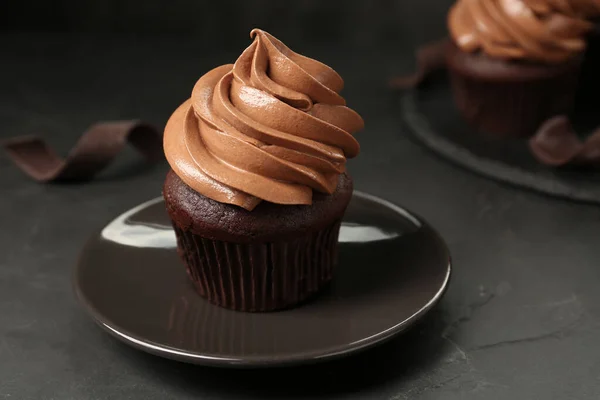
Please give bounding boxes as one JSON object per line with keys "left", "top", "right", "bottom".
{"left": 400, "top": 77, "right": 600, "bottom": 205}
{"left": 446, "top": 42, "right": 581, "bottom": 138}
{"left": 163, "top": 170, "right": 353, "bottom": 312}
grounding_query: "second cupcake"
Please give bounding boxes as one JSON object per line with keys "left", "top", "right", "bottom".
{"left": 446, "top": 0, "right": 596, "bottom": 138}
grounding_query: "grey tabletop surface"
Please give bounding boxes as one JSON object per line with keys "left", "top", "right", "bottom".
{"left": 1, "top": 31, "right": 600, "bottom": 400}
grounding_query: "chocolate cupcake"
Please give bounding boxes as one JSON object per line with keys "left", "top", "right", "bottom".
{"left": 163, "top": 29, "right": 363, "bottom": 312}
{"left": 446, "top": 0, "right": 596, "bottom": 138}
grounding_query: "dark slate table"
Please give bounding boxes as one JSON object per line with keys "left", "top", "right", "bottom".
{"left": 2, "top": 32, "right": 600, "bottom": 400}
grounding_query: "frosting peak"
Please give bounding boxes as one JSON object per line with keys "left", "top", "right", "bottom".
{"left": 164, "top": 29, "right": 363, "bottom": 211}
{"left": 448, "top": 0, "right": 599, "bottom": 63}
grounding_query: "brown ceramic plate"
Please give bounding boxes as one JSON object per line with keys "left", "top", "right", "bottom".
{"left": 73, "top": 191, "right": 451, "bottom": 368}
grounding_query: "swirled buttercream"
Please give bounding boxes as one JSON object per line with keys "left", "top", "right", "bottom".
{"left": 448, "top": 0, "right": 599, "bottom": 62}
{"left": 164, "top": 29, "right": 363, "bottom": 211}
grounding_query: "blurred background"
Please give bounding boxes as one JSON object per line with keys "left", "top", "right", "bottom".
{"left": 0, "top": 0, "right": 454, "bottom": 151}
{"left": 2, "top": 0, "right": 452, "bottom": 47}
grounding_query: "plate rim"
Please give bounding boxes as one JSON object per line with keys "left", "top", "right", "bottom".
{"left": 73, "top": 191, "right": 452, "bottom": 368}
{"left": 400, "top": 90, "right": 600, "bottom": 205}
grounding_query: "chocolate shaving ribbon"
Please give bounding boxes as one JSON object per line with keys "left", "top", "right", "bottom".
{"left": 529, "top": 116, "right": 600, "bottom": 167}
{"left": 2, "top": 120, "right": 163, "bottom": 182}
{"left": 389, "top": 38, "right": 449, "bottom": 90}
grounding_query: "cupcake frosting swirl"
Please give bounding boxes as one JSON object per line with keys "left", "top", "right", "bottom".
{"left": 448, "top": 0, "right": 599, "bottom": 62}
{"left": 164, "top": 29, "right": 363, "bottom": 211}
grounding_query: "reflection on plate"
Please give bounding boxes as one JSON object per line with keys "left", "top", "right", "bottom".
{"left": 100, "top": 193, "right": 420, "bottom": 249}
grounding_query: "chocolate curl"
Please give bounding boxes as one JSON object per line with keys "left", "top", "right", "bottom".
{"left": 2, "top": 120, "right": 163, "bottom": 182}
{"left": 389, "top": 38, "right": 449, "bottom": 90}
{"left": 529, "top": 115, "right": 600, "bottom": 167}
{"left": 529, "top": 116, "right": 583, "bottom": 166}
{"left": 575, "top": 131, "right": 600, "bottom": 165}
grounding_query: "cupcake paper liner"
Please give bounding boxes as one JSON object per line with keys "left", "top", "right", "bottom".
{"left": 172, "top": 221, "right": 342, "bottom": 312}
{"left": 448, "top": 67, "right": 580, "bottom": 138}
